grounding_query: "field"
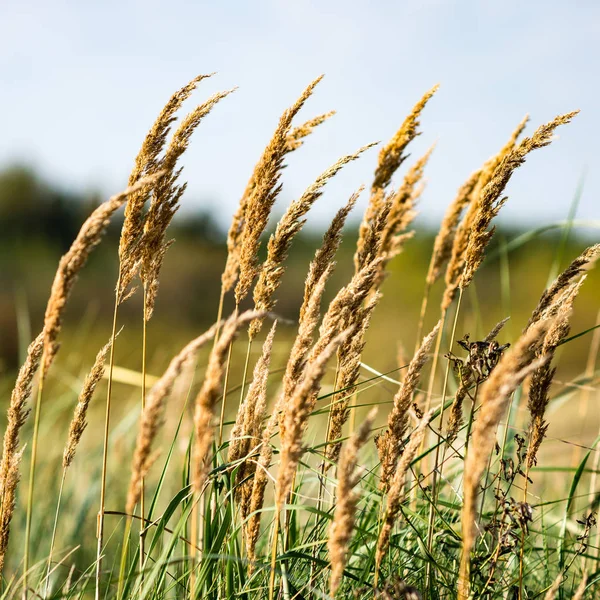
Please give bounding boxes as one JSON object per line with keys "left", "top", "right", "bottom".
{"left": 0, "top": 75, "right": 599, "bottom": 600}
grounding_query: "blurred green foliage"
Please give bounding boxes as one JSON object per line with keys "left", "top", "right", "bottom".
{"left": 0, "top": 164, "right": 598, "bottom": 386}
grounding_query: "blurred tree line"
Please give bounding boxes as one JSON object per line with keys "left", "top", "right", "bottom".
{"left": 0, "top": 164, "right": 597, "bottom": 381}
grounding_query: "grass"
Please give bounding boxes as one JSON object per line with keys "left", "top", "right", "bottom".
{"left": 0, "top": 74, "right": 599, "bottom": 600}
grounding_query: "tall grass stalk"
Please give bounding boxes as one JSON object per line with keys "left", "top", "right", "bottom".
{"left": 96, "top": 270, "right": 122, "bottom": 600}
{"left": 23, "top": 370, "right": 45, "bottom": 598}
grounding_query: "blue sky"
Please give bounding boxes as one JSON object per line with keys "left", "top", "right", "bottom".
{"left": 1, "top": 0, "right": 599, "bottom": 231}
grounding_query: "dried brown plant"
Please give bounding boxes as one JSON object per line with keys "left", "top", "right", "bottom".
{"left": 355, "top": 85, "right": 438, "bottom": 279}
{"left": 426, "top": 168, "right": 482, "bottom": 286}
{"left": 0, "top": 334, "right": 43, "bottom": 574}
{"left": 246, "top": 393, "right": 283, "bottom": 566}
{"left": 371, "top": 85, "right": 438, "bottom": 193}
{"left": 328, "top": 408, "right": 377, "bottom": 597}
{"left": 370, "top": 146, "right": 433, "bottom": 289}
{"left": 526, "top": 277, "right": 587, "bottom": 469}
{"left": 525, "top": 244, "right": 600, "bottom": 330}
{"left": 222, "top": 100, "right": 331, "bottom": 297}
{"left": 0, "top": 449, "right": 25, "bottom": 574}
{"left": 300, "top": 189, "right": 361, "bottom": 323}
{"left": 441, "top": 116, "right": 531, "bottom": 311}
{"left": 0, "top": 333, "right": 43, "bottom": 499}
{"left": 325, "top": 291, "right": 380, "bottom": 465}
{"left": 458, "top": 321, "right": 552, "bottom": 600}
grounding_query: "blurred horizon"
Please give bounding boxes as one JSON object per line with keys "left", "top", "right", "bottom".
{"left": 0, "top": 162, "right": 598, "bottom": 380}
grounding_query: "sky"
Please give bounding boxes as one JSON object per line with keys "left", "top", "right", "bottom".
{"left": 1, "top": 0, "right": 599, "bottom": 232}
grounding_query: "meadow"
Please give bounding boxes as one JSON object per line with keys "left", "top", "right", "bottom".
{"left": 0, "top": 74, "right": 599, "bottom": 600}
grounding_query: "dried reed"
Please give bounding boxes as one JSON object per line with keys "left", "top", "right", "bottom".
{"left": 461, "top": 112, "right": 579, "bottom": 290}
{"left": 526, "top": 280, "right": 584, "bottom": 469}
{"left": 245, "top": 264, "right": 336, "bottom": 565}
{"left": 222, "top": 102, "right": 331, "bottom": 298}
{"left": 63, "top": 340, "right": 113, "bottom": 469}
{"left": 140, "top": 89, "right": 234, "bottom": 320}
{"left": 248, "top": 143, "right": 376, "bottom": 339}
{"left": 286, "top": 111, "right": 335, "bottom": 152}
{"left": 355, "top": 85, "right": 438, "bottom": 277}
{"left": 371, "top": 85, "right": 438, "bottom": 193}
{"left": 525, "top": 244, "right": 600, "bottom": 330}
{"left": 441, "top": 116, "right": 530, "bottom": 311}
{"left": 0, "top": 449, "right": 25, "bottom": 574}
{"left": 234, "top": 76, "right": 323, "bottom": 306}
{"left": 118, "top": 74, "right": 213, "bottom": 299}
{"left": 0, "top": 334, "right": 43, "bottom": 499}
{"left": 328, "top": 408, "right": 377, "bottom": 597}
{"left": 0, "top": 334, "right": 43, "bottom": 576}
{"left": 325, "top": 292, "right": 380, "bottom": 465}
{"left": 426, "top": 168, "right": 482, "bottom": 287}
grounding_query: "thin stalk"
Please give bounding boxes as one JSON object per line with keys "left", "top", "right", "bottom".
{"left": 44, "top": 468, "right": 67, "bottom": 598}
{"left": 116, "top": 517, "right": 133, "bottom": 600}
{"left": 310, "top": 362, "right": 340, "bottom": 589}
{"left": 422, "top": 309, "right": 448, "bottom": 416}
{"left": 189, "top": 496, "right": 198, "bottom": 600}
{"left": 139, "top": 285, "right": 148, "bottom": 581}
{"left": 463, "top": 382, "right": 480, "bottom": 457}
{"left": 411, "top": 308, "right": 448, "bottom": 512}
{"left": 424, "top": 287, "right": 463, "bottom": 599}
{"left": 96, "top": 270, "right": 122, "bottom": 600}
{"left": 218, "top": 304, "right": 239, "bottom": 445}
{"left": 239, "top": 338, "right": 253, "bottom": 409}
{"left": 23, "top": 365, "right": 46, "bottom": 599}
{"left": 213, "top": 287, "right": 226, "bottom": 348}
{"left": 518, "top": 472, "right": 531, "bottom": 600}
{"left": 415, "top": 279, "right": 433, "bottom": 354}
{"left": 189, "top": 491, "right": 204, "bottom": 600}
{"left": 268, "top": 509, "right": 281, "bottom": 600}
